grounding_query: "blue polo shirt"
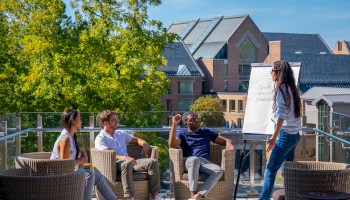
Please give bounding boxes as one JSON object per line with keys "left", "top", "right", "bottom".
{"left": 176, "top": 128, "right": 218, "bottom": 160}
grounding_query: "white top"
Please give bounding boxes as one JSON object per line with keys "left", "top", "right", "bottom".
{"left": 95, "top": 130, "right": 133, "bottom": 156}
{"left": 50, "top": 129, "right": 77, "bottom": 160}
{"left": 273, "top": 84, "right": 301, "bottom": 134}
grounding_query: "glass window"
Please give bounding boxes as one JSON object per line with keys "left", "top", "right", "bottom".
{"left": 178, "top": 81, "right": 193, "bottom": 95}
{"left": 178, "top": 99, "right": 193, "bottom": 111}
{"left": 238, "top": 100, "right": 244, "bottom": 113}
{"left": 238, "top": 38, "right": 256, "bottom": 84}
{"left": 224, "top": 80, "right": 228, "bottom": 92}
{"left": 239, "top": 81, "right": 249, "bottom": 92}
{"left": 238, "top": 118, "right": 244, "bottom": 127}
{"left": 202, "top": 81, "right": 205, "bottom": 93}
{"left": 223, "top": 63, "right": 228, "bottom": 76}
{"left": 222, "top": 100, "right": 227, "bottom": 110}
{"left": 215, "top": 44, "right": 227, "bottom": 59}
{"left": 229, "top": 100, "right": 235, "bottom": 112}
{"left": 239, "top": 64, "right": 252, "bottom": 77}
{"left": 167, "top": 100, "right": 172, "bottom": 111}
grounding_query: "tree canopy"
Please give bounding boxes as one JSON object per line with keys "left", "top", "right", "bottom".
{"left": 0, "top": 0, "right": 177, "bottom": 122}
{"left": 190, "top": 95, "right": 226, "bottom": 127}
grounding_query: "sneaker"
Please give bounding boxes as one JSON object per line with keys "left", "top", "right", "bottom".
{"left": 241, "top": 172, "right": 249, "bottom": 181}
{"left": 254, "top": 173, "right": 261, "bottom": 180}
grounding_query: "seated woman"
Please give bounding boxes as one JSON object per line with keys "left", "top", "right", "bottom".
{"left": 50, "top": 109, "right": 117, "bottom": 200}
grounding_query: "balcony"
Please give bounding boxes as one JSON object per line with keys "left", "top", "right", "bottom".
{"left": 1, "top": 111, "right": 350, "bottom": 199}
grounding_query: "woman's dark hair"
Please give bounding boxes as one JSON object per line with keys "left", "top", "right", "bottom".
{"left": 272, "top": 60, "right": 301, "bottom": 118}
{"left": 60, "top": 109, "right": 80, "bottom": 159}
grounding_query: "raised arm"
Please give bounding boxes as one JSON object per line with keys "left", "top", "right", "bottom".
{"left": 169, "top": 114, "right": 182, "bottom": 148}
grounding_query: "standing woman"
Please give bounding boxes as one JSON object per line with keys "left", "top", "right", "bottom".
{"left": 51, "top": 109, "right": 117, "bottom": 200}
{"left": 259, "top": 60, "right": 302, "bottom": 200}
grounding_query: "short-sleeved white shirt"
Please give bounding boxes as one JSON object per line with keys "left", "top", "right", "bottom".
{"left": 95, "top": 130, "right": 133, "bottom": 156}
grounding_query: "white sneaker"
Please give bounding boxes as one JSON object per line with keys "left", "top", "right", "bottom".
{"left": 254, "top": 173, "right": 261, "bottom": 180}
{"left": 241, "top": 172, "right": 249, "bottom": 181}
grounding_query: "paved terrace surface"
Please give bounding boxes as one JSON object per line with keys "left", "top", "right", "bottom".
{"left": 93, "top": 175, "right": 284, "bottom": 199}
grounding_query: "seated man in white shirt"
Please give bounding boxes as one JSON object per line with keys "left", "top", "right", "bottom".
{"left": 95, "top": 110, "right": 160, "bottom": 200}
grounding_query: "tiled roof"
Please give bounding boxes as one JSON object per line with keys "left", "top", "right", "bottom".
{"left": 263, "top": 32, "right": 332, "bottom": 55}
{"left": 312, "top": 94, "right": 350, "bottom": 106}
{"left": 193, "top": 42, "right": 225, "bottom": 59}
{"left": 299, "top": 83, "right": 350, "bottom": 93}
{"left": 168, "top": 15, "right": 246, "bottom": 58}
{"left": 301, "top": 87, "right": 350, "bottom": 100}
{"left": 281, "top": 54, "right": 350, "bottom": 93}
{"left": 161, "top": 41, "right": 204, "bottom": 77}
{"left": 203, "top": 16, "right": 245, "bottom": 43}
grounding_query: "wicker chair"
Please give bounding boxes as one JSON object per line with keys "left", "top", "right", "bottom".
{"left": 284, "top": 161, "right": 350, "bottom": 200}
{"left": 14, "top": 152, "right": 76, "bottom": 176}
{"left": 90, "top": 145, "right": 159, "bottom": 200}
{"left": 169, "top": 144, "right": 235, "bottom": 200}
{"left": 0, "top": 168, "right": 85, "bottom": 200}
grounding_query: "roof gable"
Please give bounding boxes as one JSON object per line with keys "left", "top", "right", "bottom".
{"left": 312, "top": 94, "right": 350, "bottom": 106}
{"left": 263, "top": 32, "right": 332, "bottom": 55}
{"left": 301, "top": 87, "right": 350, "bottom": 100}
{"left": 168, "top": 15, "right": 246, "bottom": 58}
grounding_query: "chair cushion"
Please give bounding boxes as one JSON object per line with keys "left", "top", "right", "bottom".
{"left": 272, "top": 189, "right": 285, "bottom": 200}
{"left": 116, "top": 171, "right": 149, "bottom": 181}
{"left": 181, "top": 173, "right": 224, "bottom": 181}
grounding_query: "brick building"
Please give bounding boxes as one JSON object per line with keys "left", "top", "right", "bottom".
{"left": 164, "top": 15, "right": 268, "bottom": 126}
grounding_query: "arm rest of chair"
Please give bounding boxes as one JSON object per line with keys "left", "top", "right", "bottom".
{"left": 150, "top": 145, "right": 159, "bottom": 160}
{"left": 169, "top": 148, "right": 184, "bottom": 181}
{"left": 90, "top": 148, "right": 117, "bottom": 182}
{"left": 221, "top": 149, "right": 235, "bottom": 180}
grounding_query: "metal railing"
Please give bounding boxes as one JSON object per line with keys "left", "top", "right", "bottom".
{"left": 1, "top": 114, "right": 350, "bottom": 197}
{"left": 1, "top": 125, "right": 350, "bottom": 169}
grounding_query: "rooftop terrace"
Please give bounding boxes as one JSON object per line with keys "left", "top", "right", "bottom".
{"left": 1, "top": 112, "right": 350, "bottom": 199}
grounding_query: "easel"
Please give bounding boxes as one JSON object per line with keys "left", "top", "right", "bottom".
{"left": 233, "top": 133, "right": 271, "bottom": 200}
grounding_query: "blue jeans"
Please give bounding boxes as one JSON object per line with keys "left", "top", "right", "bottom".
{"left": 85, "top": 170, "right": 117, "bottom": 200}
{"left": 259, "top": 130, "right": 300, "bottom": 200}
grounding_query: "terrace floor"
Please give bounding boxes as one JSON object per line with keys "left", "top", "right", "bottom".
{"left": 93, "top": 174, "right": 283, "bottom": 200}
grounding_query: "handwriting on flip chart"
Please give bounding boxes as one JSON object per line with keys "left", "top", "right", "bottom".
{"left": 242, "top": 63, "right": 301, "bottom": 135}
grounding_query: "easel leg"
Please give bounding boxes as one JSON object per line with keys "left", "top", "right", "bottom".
{"left": 233, "top": 140, "right": 247, "bottom": 200}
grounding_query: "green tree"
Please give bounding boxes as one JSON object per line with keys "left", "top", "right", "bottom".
{"left": 1, "top": 0, "right": 177, "bottom": 171}
{"left": 190, "top": 95, "right": 226, "bottom": 127}
{"left": 0, "top": 0, "right": 177, "bottom": 120}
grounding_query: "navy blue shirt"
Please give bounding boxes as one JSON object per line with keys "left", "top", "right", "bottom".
{"left": 176, "top": 128, "right": 219, "bottom": 160}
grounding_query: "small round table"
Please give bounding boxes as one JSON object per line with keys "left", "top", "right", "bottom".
{"left": 297, "top": 191, "right": 350, "bottom": 200}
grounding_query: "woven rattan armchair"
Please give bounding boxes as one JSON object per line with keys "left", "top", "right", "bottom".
{"left": 284, "top": 161, "right": 350, "bottom": 200}
{"left": 15, "top": 152, "right": 76, "bottom": 176}
{"left": 0, "top": 168, "right": 85, "bottom": 200}
{"left": 91, "top": 144, "right": 159, "bottom": 200}
{"left": 169, "top": 144, "right": 235, "bottom": 200}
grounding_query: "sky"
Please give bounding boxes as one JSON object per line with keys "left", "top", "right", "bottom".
{"left": 63, "top": 0, "right": 350, "bottom": 48}
{"left": 147, "top": 0, "right": 350, "bottom": 49}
